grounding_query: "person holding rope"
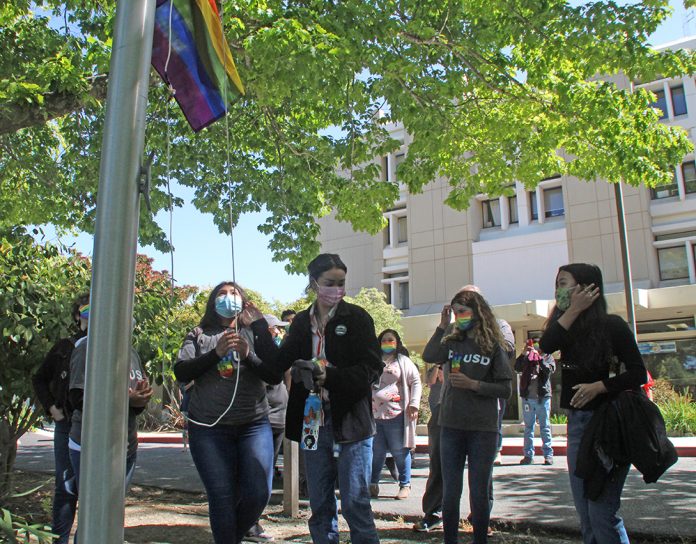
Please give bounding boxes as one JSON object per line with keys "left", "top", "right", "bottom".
{"left": 174, "top": 281, "right": 282, "bottom": 544}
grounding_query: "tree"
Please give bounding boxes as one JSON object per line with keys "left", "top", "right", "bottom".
{"left": 345, "top": 287, "right": 403, "bottom": 337}
{"left": 2, "top": 1, "right": 695, "bottom": 272}
{"left": 0, "top": 228, "right": 91, "bottom": 502}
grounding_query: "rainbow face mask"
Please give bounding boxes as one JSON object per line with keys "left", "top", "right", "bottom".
{"left": 381, "top": 341, "right": 397, "bottom": 354}
{"left": 79, "top": 304, "right": 90, "bottom": 320}
{"left": 455, "top": 311, "right": 474, "bottom": 331}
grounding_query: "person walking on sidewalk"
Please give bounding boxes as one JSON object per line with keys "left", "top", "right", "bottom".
{"left": 370, "top": 329, "right": 422, "bottom": 500}
{"left": 423, "top": 289, "right": 512, "bottom": 544}
{"left": 515, "top": 339, "right": 556, "bottom": 465}
{"left": 539, "top": 263, "right": 647, "bottom": 544}
{"left": 31, "top": 293, "right": 88, "bottom": 544}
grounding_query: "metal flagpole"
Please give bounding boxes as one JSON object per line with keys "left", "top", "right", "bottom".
{"left": 78, "top": 1, "right": 156, "bottom": 542}
{"left": 614, "top": 181, "right": 637, "bottom": 337}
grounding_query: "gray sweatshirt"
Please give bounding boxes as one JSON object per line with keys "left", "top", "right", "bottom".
{"left": 422, "top": 327, "right": 512, "bottom": 433}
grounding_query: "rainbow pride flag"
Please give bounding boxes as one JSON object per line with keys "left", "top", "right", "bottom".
{"left": 151, "top": 0, "right": 245, "bottom": 132}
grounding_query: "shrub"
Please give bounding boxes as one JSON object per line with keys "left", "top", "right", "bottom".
{"left": 549, "top": 412, "right": 568, "bottom": 424}
{"left": 658, "top": 390, "right": 696, "bottom": 436}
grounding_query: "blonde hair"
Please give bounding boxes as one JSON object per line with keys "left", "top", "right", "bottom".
{"left": 443, "top": 290, "right": 504, "bottom": 354}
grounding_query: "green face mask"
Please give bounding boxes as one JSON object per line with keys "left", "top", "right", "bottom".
{"left": 555, "top": 286, "right": 572, "bottom": 311}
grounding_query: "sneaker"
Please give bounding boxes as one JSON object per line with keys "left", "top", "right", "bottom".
{"left": 519, "top": 456, "right": 533, "bottom": 465}
{"left": 395, "top": 485, "right": 410, "bottom": 500}
{"left": 544, "top": 457, "right": 554, "bottom": 465}
{"left": 369, "top": 483, "right": 379, "bottom": 498}
{"left": 413, "top": 515, "right": 442, "bottom": 532}
{"left": 493, "top": 452, "right": 502, "bottom": 466}
{"left": 244, "top": 523, "right": 274, "bottom": 542}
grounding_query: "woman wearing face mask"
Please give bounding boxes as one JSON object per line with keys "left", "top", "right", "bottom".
{"left": 422, "top": 289, "right": 512, "bottom": 544}
{"left": 370, "top": 329, "right": 421, "bottom": 500}
{"left": 246, "top": 253, "right": 383, "bottom": 544}
{"left": 174, "top": 282, "right": 281, "bottom": 544}
{"left": 539, "top": 264, "right": 647, "bottom": 544}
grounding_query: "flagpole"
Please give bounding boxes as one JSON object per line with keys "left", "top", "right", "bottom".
{"left": 78, "top": 2, "right": 156, "bottom": 542}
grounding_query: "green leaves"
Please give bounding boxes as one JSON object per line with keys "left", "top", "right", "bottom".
{"left": 1, "top": 0, "right": 695, "bottom": 272}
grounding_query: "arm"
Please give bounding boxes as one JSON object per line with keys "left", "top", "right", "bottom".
{"left": 422, "top": 327, "right": 448, "bottom": 364}
{"left": 240, "top": 327, "right": 283, "bottom": 384}
{"left": 32, "top": 341, "right": 64, "bottom": 414}
{"left": 603, "top": 317, "right": 647, "bottom": 393}
{"left": 405, "top": 357, "right": 422, "bottom": 408}
{"left": 174, "top": 344, "right": 221, "bottom": 383}
{"left": 250, "top": 318, "right": 302, "bottom": 375}
{"left": 514, "top": 352, "right": 528, "bottom": 373}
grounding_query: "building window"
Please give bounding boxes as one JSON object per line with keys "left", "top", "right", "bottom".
{"left": 671, "top": 85, "right": 688, "bottom": 117}
{"left": 683, "top": 162, "right": 696, "bottom": 194}
{"left": 383, "top": 272, "right": 409, "bottom": 310}
{"left": 394, "top": 152, "right": 405, "bottom": 182}
{"left": 655, "top": 230, "right": 696, "bottom": 241}
{"left": 657, "top": 246, "right": 689, "bottom": 280}
{"left": 381, "top": 156, "right": 389, "bottom": 181}
{"left": 529, "top": 192, "right": 538, "bottom": 221}
{"left": 398, "top": 281, "right": 409, "bottom": 310}
{"left": 651, "top": 170, "right": 680, "bottom": 199}
{"left": 508, "top": 195, "right": 518, "bottom": 224}
{"left": 397, "top": 215, "right": 408, "bottom": 244}
{"left": 652, "top": 89, "right": 668, "bottom": 120}
{"left": 482, "top": 199, "right": 501, "bottom": 228}
{"left": 543, "top": 187, "right": 564, "bottom": 217}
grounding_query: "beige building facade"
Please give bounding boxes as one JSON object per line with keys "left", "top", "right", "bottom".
{"left": 318, "top": 38, "right": 696, "bottom": 415}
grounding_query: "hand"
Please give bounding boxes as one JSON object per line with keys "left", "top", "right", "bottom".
{"left": 449, "top": 372, "right": 479, "bottom": 391}
{"left": 312, "top": 359, "right": 327, "bottom": 388}
{"left": 291, "top": 359, "right": 316, "bottom": 391}
{"left": 570, "top": 381, "right": 607, "bottom": 408}
{"left": 568, "top": 283, "right": 600, "bottom": 313}
{"left": 228, "top": 333, "right": 250, "bottom": 360}
{"left": 49, "top": 405, "right": 65, "bottom": 422}
{"left": 238, "top": 302, "right": 263, "bottom": 327}
{"left": 439, "top": 305, "right": 452, "bottom": 329}
{"left": 129, "top": 378, "right": 153, "bottom": 408}
{"left": 407, "top": 406, "right": 419, "bottom": 421}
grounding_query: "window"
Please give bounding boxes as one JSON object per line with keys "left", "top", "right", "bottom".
{"left": 683, "top": 162, "right": 696, "bottom": 194}
{"left": 655, "top": 230, "right": 696, "bottom": 241}
{"left": 651, "top": 170, "right": 679, "bottom": 199}
{"left": 652, "top": 89, "right": 668, "bottom": 120}
{"left": 671, "top": 85, "right": 688, "bottom": 117}
{"left": 508, "top": 195, "right": 519, "bottom": 224}
{"left": 637, "top": 317, "right": 696, "bottom": 334}
{"left": 394, "top": 153, "right": 405, "bottom": 182}
{"left": 529, "top": 192, "right": 538, "bottom": 220}
{"left": 657, "top": 246, "right": 689, "bottom": 280}
{"left": 482, "top": 199, "right": 501, "bottom": 228}
{"left": 398, "top": 281, "right": 409, "bottom": 310}
{"left": 397, "top": 215, "right": 408, "bottom": 244}
{"left": 381, "top": 156, "right": 389, "bottom": 181}
{"left": 543, "top": 187, "right": 564, "bottom": 217}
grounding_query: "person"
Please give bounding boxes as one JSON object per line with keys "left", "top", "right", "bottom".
{"left": 515, "top": 339, "right": 555, "bottom": 465}
{"left": 247, "top": 253, "right": 383, "bottom": 544}
{"left": 280, "top": 309, "right": 297, "bottom": 331}
{"left": 423, "top": 289, "right": 512, "bottom": 544}
{"left": 66, "top": 312, "right": 153, "bottom": 543}
{"left": 539, "top": 263, "right": 647, "bottom": 544}
{"left": 412, "top": 362, "right": 444, "bottom": 532}
{"left": 31, "top": 294, "right": 88, "bottom": 544}
{"left": 174, "top": 282, "right": 282, "bottom": 544}
{"left": 369, "top": 329, "right": 421, "bottom": 500}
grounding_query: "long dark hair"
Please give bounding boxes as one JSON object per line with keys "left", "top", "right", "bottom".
{"left": 444, "top": 290, "right": 504, "bottom": 354}
{"left": 377, "top": 329, "right": 410, "bottom": 357}
{"left": 199, "top": 281, "right": 248, "bottom": 330}
{"left": 545, "top": 263, "right": 611, "bottom": 373}
{"left": 306, "top": 253, "right": 347, "bottom": 293}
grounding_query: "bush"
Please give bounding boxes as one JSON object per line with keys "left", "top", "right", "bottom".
{"left": 549, "top": 412, "right": 567, "bottom": 424}
{"left": 652, "top": 378, "right": 682, "bottom": 405}
{"left": 658, "top": 391, "right": 696, "bottom": 436}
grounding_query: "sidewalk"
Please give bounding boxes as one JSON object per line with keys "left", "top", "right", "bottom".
{"left": 17, "top": 430, "right": 696, "bottom": 541}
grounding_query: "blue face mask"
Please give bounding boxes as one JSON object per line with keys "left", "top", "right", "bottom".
{"left": 215, "top": 293, "right": 242, "bottom": 318}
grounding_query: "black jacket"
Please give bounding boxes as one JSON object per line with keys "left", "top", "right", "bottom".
{"left": 251, "top": 300, "right": 383, "bottom": 443}
{"left": 575, "top": 390, "right": 678, "bottom": 500}
{"left": 32, "top": 332, "right": 84, "bottom": 416}
{"left": 514, "top": 351, "right": 555, "bottom": 399}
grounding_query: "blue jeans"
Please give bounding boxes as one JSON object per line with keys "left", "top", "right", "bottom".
{"left": 567, "top": 410, "right": 630, "bottom": 544}
{"left": 522, "top": 397, "right": 553, "bottom": 459}
{"left": 52, "top": 419, "right": 77, "bottom": 544}
{"left": 440, "top": 427, "right": 498, "bottom": 544}
{"left": 303, "top": 418, "right": 379, "bottom": 544}
{"left": 371, "top": 413, "right": 412, "bottom": 487}
{"left": 188, "top": 417, "right": 274, "bottom": 544}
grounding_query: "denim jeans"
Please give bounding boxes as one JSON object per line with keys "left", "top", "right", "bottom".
{"left": 440, "top": 427, "right": 498, "bottom": 544}
{"left": 52, "top": 419, "right": 77, "bottom": 544}
{"left": 522, "top": 397, "right": 553, "bottom": 459}
{"left": 303, "top": 417, "right": 379, "bottom": 544}
{"left": 371, "top": 413, "right": 412, "bottom": 488}
{"left": 421, "top": 404, "right": 442, "bottom": 518}
{"left": 567, "top": 409, "right": 630, "bottom": 544}
{"left": 188, "top": 417, "right": 274, "bottom": 544}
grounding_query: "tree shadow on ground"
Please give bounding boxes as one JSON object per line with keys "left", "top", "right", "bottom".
{"left": 124, "top": 523, "right": 212, "bottom": 544}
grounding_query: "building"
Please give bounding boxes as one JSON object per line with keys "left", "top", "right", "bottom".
{"left": 318, "top": 37, "right": 696, "bottom": 417}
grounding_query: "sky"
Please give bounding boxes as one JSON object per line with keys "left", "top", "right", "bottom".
{"left": 41, "top": 1, "right": 695, "bottom": 305}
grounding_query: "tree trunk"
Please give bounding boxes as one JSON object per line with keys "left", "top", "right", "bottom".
{"left": 0, "top": 419, "right": 18, "bottom": 505}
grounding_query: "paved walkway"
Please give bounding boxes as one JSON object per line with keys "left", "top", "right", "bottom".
{"left": 16, "top": 430, "right": 696, "bottom": 541}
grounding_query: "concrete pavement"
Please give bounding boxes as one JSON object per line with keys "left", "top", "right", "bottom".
{"left": 16, "top": 429, "right": 696, "bottom": 542}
